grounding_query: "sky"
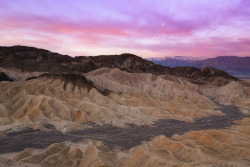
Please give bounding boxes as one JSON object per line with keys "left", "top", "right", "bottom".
{"left": 0, "top": 0, "right": 250, "bottom": 58}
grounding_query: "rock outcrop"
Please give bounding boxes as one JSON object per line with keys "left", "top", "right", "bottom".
{"left": 0, "top": 69, "right": 220, "bottom": 132}
{"left": 0, "top": 46, "right": 238, "bottom": 85}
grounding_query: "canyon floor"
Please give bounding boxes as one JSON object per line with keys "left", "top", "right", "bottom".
{"left": 0, "top": 102, "right": 248, "bottom": 154}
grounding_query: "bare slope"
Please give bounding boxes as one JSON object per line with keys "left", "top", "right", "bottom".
{"left": 0, "top": 70, "right": 220, "bottom": 132}
{"left": 7, "top": 117, "right": 250, "bottom": 167}
{"left": 85, "top": 68, "right": 211, "bottom": 103}
{"left": 201, "top": 81, "right": 250, "bottom": 114}
{"left": 0, "top": 67, "right": 45, "bottom": 82}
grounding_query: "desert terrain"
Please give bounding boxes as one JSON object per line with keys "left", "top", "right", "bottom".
{"left": 0, "top": 46, "right": 249, "bottom": 167}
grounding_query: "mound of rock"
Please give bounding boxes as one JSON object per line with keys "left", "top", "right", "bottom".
{"left": 10, "top": 118, "right": 250, "bottom": 167}
{"left": 0, "top": 68, "right": 45, "bottom": 82}
{"left": 0, "top": 70, "right": 220, "bottom": 132}
{"left": 215, "top": 81, "right": 250, "bottom": 112}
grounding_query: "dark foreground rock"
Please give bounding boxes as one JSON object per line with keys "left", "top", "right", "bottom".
{"left": 0, "top": 72, "right": 13, "bottom": 82}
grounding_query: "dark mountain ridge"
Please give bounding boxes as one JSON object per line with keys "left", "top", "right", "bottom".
{"left": 148, "top": 56, "right": 250, "bottom": 76}
{"left": 0, "top": 45, "right": 238, "bottom": 84}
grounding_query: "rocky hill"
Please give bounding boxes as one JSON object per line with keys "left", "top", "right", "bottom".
{"left": 0, "top": 69, "right": 220, "bottom": 133}
{"left": 0, "top": 46, "right": 238, "bottom": 85}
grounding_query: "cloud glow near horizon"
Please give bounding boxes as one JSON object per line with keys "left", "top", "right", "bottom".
{"left": 0, "top": 0, "right": 250, "bottom": 58}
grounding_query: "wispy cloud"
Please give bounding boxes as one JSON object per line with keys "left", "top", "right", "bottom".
{"left": 0, "top": 0, "right": 250, "bottom": 57}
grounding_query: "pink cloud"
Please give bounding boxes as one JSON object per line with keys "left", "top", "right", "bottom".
{"left": 0, "top": 0, "right": 250, "bottom": 57}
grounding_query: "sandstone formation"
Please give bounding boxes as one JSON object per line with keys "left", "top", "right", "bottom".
{"left": 201, "top": 81, "right": 250, "bottom": 114}
{"left": 0, "top": 70, "right": 221, "bottom": 133}
{"left": 7, "top": 118, "right": 250, "bottom": 167}
{"left": 0, "top": 67, "right": 45, "bottom": 82}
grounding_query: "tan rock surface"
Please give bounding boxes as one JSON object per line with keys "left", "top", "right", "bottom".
{"left": 85, "top": 68, "right": 208, "bottom": 103}
{"left": 201, "top": 81, "right": 250, "bottom": 113}
{"left": 0, "top": 157, "right": 39, "bottom": 167}
{"left": 10, "top": 118, "right": 250, "bottom": 167}
{"left": 0, "top": 67, "right": 45, "bottom": 82}
{"left": 216, "top": 81, "right": 250, "bottom": 110}
{"left": 0, "top": 70, "right": 221, "bottom": 132}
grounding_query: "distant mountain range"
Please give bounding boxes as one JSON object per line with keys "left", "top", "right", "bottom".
{"left": 148, "top": 56, "right": 250, "bottom": 78}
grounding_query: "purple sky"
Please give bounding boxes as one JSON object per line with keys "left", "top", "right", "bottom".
{"left": 0, "top": 0, "right": 250, "bottom": 58}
